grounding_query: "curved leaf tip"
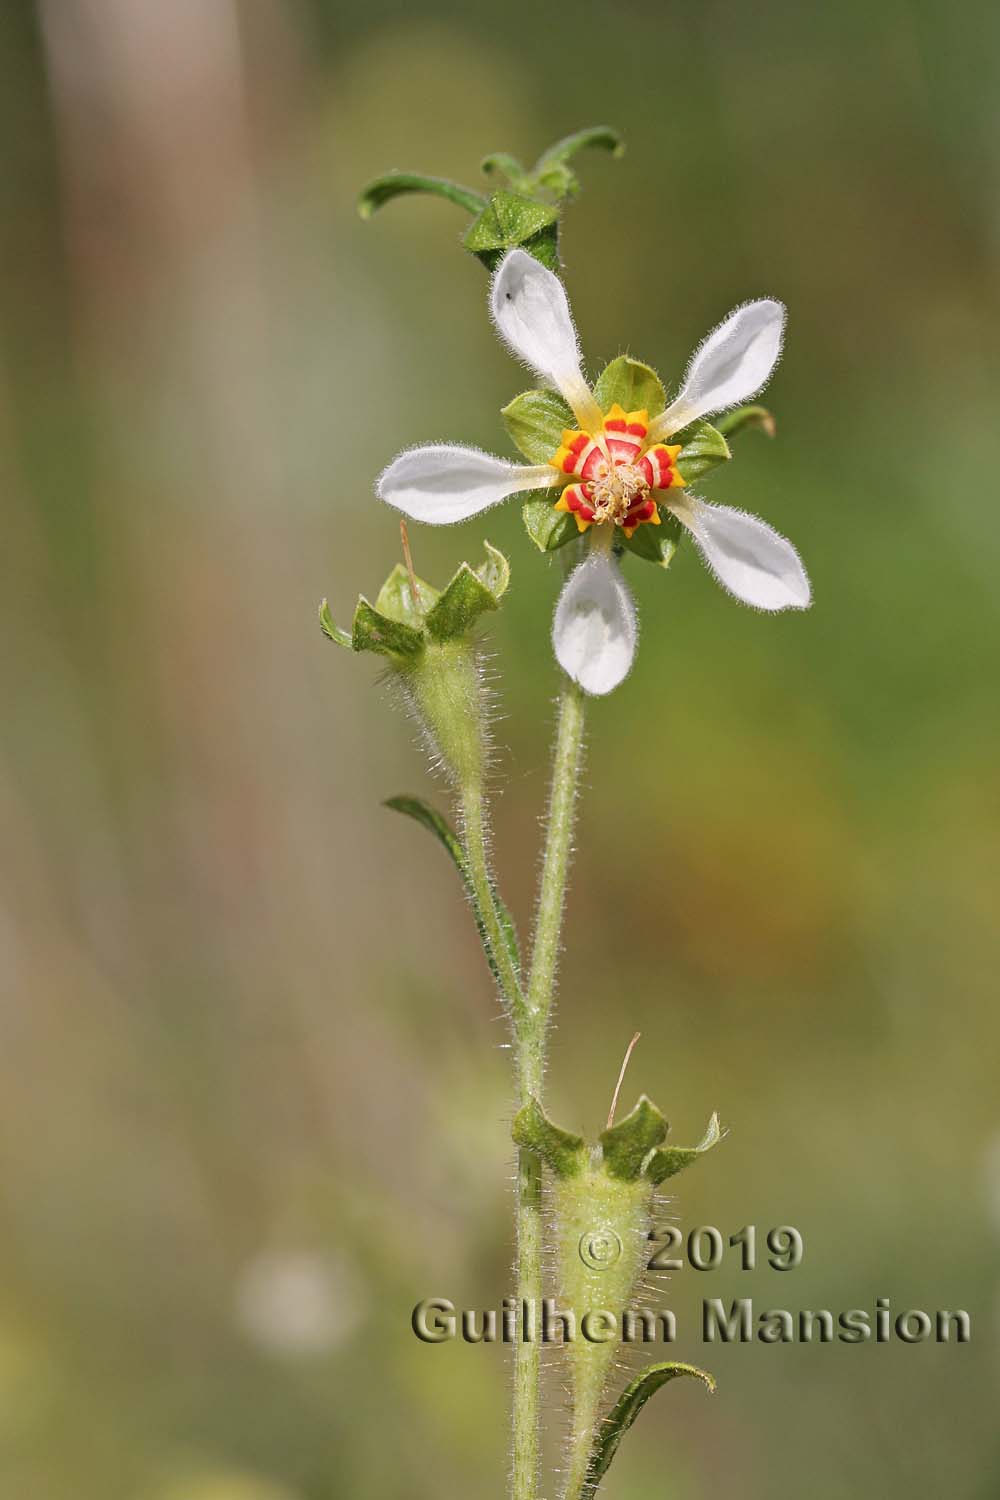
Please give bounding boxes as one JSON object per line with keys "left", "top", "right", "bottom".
{"left": 583, "top": 1362, "right": 716, "bottom": 1497}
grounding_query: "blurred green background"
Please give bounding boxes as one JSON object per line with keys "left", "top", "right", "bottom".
{"left": 1, "top": 1, "right": 998, "bottom": 1497}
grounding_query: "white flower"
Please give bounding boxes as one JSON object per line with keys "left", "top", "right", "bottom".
{"left": 378, "top": 249, "right": 810, "bottom": 695}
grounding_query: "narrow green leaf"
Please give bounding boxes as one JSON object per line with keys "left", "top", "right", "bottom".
{"left": 384, "top": 794, "right": 466, "bottom": 871}
{"left": 501, "top": 387, "right": 574, "bottom": 464}
{"left": 480, "top": 152, "right": 529, "bottom": 190}
{"left": 375, "top": 564, "right": 438, "bottom": 626}
{"left": 716, "top": 403, "right": 776, "bottom": 440}
{"left": 521, "top": 496, "right": 579, "bottom": 553}
{"left": 318, "top": 599, "right": 351, "bottom": 647}
{"left": 384, "top": 795, "right": 521, "bottom": 986}
{"left": 512, "top": 1097, "right": 586, "bottom": 1178}
{"left": 534, "top": 126, "right": 625, "bottom": 173}
{"left": 593, "top": 356, "right": 666, "bottom": 420}
{"left": 351, "top": 598, "right": 425, "bottom": 660}
{"left": 621, "top": 509, "right": 682, "bottom": 569}
{"left": 599, "top": 1096, "right": 668, "bottom": 1181}
{"left": 674, "top": 419, "right": 731, "bottom": 484}
{"left": 645, "top": 1112, "right": 724, "bottom": 1185}
{"left": 583, "top": 1362, "right": 716, "bottom": 1498}
{"left": 357, "top": 173, "right": 486, "bottom": 220}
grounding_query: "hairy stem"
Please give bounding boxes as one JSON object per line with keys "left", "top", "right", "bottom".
{"left": 511, "top": 673, "right": 587, "bottom": 1500}
{"left": 461, "top": 782, "right": 525, "bottom": 1018}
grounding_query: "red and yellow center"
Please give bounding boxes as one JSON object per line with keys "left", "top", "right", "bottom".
{"left": 549, "top": 403, "right": 685, "bottom": 539}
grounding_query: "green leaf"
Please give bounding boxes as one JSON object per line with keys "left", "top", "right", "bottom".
{"left": 358, "top": 173, "right": 486, "bottom": 220}
{"left": 621, "top": 509, "right": 682, "bottom": 569}
{"left": 674, "top": 419, "right": 731, "bottom": 484}
{"left": 716, "top": 403, "right": 776, "bottom": 440}
{"left": 475, "top": 539, "right": 511, "bottom": 601}
{"left": 384, "top": 795, "right": 521, "bottom": 988}
{"left": 318, "top": 598, "right": 351, "bottom": 647}
{"left": 375, "top": 564, "right": 438, "bottom": 626}
{"left": 599, "top": 1096, "right": 668, "bottom": 1181}
{"left": 593, "top": 356, "right": 666, "bottom": 419}
{"left": 512, "top": 1097, "right": 586, "bottom": 1178}
{"left": 425, "top": 564, "right": 498, "bottom": 641}
{"left": 501, "top": 387, "right": 574, "bottom": 464}
{"left": 463, "top": 191, "right": 561, "bottom": 271}
{"left": 351, "top": 598, "right": 425, "bottom": 660}
{"left": 583, "top": 1362, "right": 716, "bottom": 1498}
{"left": 533, "top": 126, "right": 624, "bottom": 175}
{"left": 521, "top": 496, "right": 579, "bottom": 553}
{"left": 645, "top": 1112, "right": 724, "bottom": 1185}
{"left": 480, "top": 152, "right": 529, "bottom": 191}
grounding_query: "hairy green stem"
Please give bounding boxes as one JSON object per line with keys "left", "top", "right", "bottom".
{"left": 461, "top": 783, "right": 525, "bottom": 1018}
{"left": 460, "top": 674, "right": 587, "bottom": 1500}
{"left": 512, "top": 673, "right": 588, "bottom": 1500}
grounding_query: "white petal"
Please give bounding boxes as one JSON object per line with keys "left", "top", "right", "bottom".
{"left": 377, "top": 444, "right": 553, "bottom": 524}
{"left": 552, "top": 551, "right": 638, "bottom": 695}
{"left": 490, "top": 250, "right": 602, "bottom": 430}
{"left": 669, "top": 494, "right": 811, "bottom": 611}
{"left": 652, "top": 299, "right": 786, "bottom": 438}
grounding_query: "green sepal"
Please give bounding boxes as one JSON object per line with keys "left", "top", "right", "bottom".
{"left": 674, "top": 420, "right": 731, "bottom": 484}
{"left": 582, "top": 1362, "right": 716, "bottom": 1498}
{"left": 716, "top": 404, "right": 775, "bottom": 440}
{"left": 593, "top": 356, "right": 666, "bottom": 420}
{"left": 512, "top": 1096, "right": 586, "bottom": 1178}
{"left": 425, "top": 542, "right": 510, "bottom": 642}
{"left": 501, "top": 388, "right": 574, "bottom": 464}
{"left": 531, "top": 126, "right": 624, "bottom": 200}
{"left": 375, "top": 564, "right": 439, "bottom": 627}
{"left": 318, "top": 599, "right": 351, "bottom": 648}
{"left": 644, "top": 1112, "right": 724, "bottom": 1185}
{"left": 599, "top": 1096, "right": 668, "bottom": 1181}
{"left": 621, "top": 508, "right": 682, "bottom": 569}
{"left": 384, "top": 795, "right": 521, "bottom": 986}
{"left": 463, "top": 191, "right": 560, "bottom": 271}
{"left": 521, "top": 497, "right": 578, "bottom": 553}
{"left": 351, "top": 598, "right": 425, "bottom": 660}
{"left": 357, "top": 173, "right": 486, "bottom": 220}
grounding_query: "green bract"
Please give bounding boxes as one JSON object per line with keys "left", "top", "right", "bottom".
{"left": 321, "top": 541, "right": 510, "bottom": 661}
{"left": 358, "top": 126, "right": 623, "bottom": 270}
{"left": 321, "top": 543, "right": 510, "bottom": 787}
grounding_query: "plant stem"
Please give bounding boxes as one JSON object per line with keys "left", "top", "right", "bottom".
{"left": 511, "top": 673, "right": 588, "bottom": 1500}
{"left": 460, "top": 673, "right": 587, "bottom": 1500}
{"left": 461, "top": 782, "right": 525, "bottom": 1018}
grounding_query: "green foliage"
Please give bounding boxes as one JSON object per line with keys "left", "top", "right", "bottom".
{"left": 717, "top": 403, "right": 776, "bottom": 440}
{"left": 582, "top": 1362, "right": 716, "bottom": 1498}
{"left": 511, "top": 1097, "right": 586, "bottom": 1178}
{"left": 376, "top": 564, "right": 439, "bottom": 625}
{"left": 674, "top": 419, "right": 731, "bottom": 484}
{"left": 645, "top": 1111, "right": 724, "bottom": 1184}
{"left": 357, "top": 173, "right": 486, "bottom": 220}
{"left": 425, "top": 542, "right": 510, "bottom": 642}
{"left": 599, "top": 1095, "right": 668, "bottom": 1180}
{"left": 593, "top": 356, "right": 666, "bottom": 419}
{"left": 463, "top": 191, "right": 560, "bottom": 272}
{"left": 351, "top": 598, "right": 425, "bottom": 660}
{"left": 384, "top": 795, "right": 521, "bottom": 986}
{"left": 621, "top": 509, "right": 682, "bottom": 569}
{"left": 501, "top": 388, "right": 574, "bottom": 464}
{"left": 318, "top": 599, "right": 351, "bottom": 647}
{"left": 521, "top": 497, "right": 579, "bottom": 553}
{"left": 531, "top": 126, "right": 624, "bottom": 201}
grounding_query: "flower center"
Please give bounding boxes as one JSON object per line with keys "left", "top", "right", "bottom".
{"left": 588, "top": 460, "right": 650, "bottom": 525}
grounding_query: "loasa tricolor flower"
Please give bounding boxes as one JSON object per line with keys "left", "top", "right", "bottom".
{"left": 378, "top": 249, "right": 810, "bottom": 695}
